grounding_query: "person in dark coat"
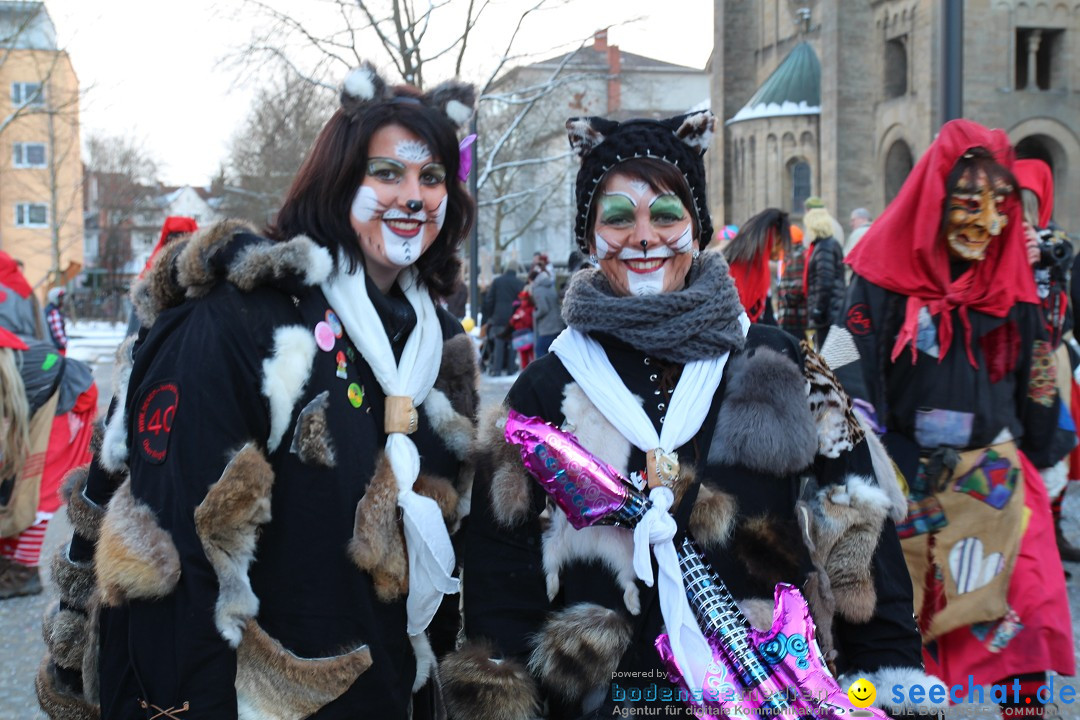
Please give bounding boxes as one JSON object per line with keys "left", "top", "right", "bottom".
{"left": 482, "top": 265, "right": 524, "bottom": 375}
{"left": 38, "top": 62, "right": 479, "bottom": 720}
{"left": 441, "top": 110, "right": 933, "bottom": 720}
{"left": 531, "top": 266, "right": 565, "bottom": 357}
{"left": 803, "top": 198, "right": 845, "bottom": 348}
{"left": 827, "top": 119, "right": 1074, "bottom": 710}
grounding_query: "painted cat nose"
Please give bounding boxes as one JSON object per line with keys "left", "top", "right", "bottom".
{"left": 406, "top": 199, "right": 423, "bottom": 212}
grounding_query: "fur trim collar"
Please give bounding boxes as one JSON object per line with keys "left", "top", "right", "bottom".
{"left": 130, "top": 220, "right": 333, "bottom": 329}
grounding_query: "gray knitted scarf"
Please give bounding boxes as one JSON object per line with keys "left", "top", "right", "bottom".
{"left": 561, "top": 251, "right": 746, "bottom": 363}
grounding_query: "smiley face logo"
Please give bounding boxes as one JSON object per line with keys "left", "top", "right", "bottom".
{"left": 847, "top": 678, "right": 876, "bottom": 708}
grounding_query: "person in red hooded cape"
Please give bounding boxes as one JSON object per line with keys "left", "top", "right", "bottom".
{"left": 822, "top": 119, "right": 1074, "bottom": 707}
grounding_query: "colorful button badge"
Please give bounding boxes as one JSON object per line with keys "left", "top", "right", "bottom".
{"left": 314, "top": 321, "right": 336, "bottom": 352}
{"left": 335, "top": 351, "right": 348, "bottom": 379}
{"left": 325, "top": 310, "right": 343, "bottom": 338}
{"left": 348, "top": 383, "right": 364, "bottom": 408}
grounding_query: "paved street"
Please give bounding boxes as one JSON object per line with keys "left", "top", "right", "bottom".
{"left": 2, "top": 334, "right": 1080, "bottom": 719}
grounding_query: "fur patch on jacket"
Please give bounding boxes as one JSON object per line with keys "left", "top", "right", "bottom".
{"left": 800, "top": 340, "right": 864, "bottom": 458}
{"left": 235, "top": 619, "right": 373, "bottom": 720}
{"left": 543, "top": 384, "right": 641, "bottom": 614}
{"left": 689, "top": 482, "right": 738, "bottom": 550}
{"left": 710, "top": 347, "right": 818, "bottom": 475}
{"left": 414, "top": 473, "right": 460, "bottom": 524}
{"left": 35, "top": 657, "right": 100, "bottom": 720}
{"left": 50, "top": 546, "right": 95, "bottom": 612}
{"left": 731, "top": 513, "right": 806, "bottom": 590}
{"left": 100, "top": 336, "right": 135, "bottom": 474}
{"left": 41, "top": 601, "right": 87, "bottom": 671}
{"left": 262, "top": 325, "right": 317, "bottom": 454}
{"left": 435, "top": 333, "right": 480, "bottom": 422}
{"left": 856, "top": 411, "right": 908, "bottom": 522}
{"left": 95, "top": 480, "right": 180, "bottom": 607}
{"left": 193, "top": 443, "right": 275, "bottom": 648}
{"left": 808, "top": 476, "right": 891, "bottom": 623}
{"left": 290, "top": 391, "right": 336, "bottom": 468}
{"left": 131, "top": 220, "right": 332, "bottom": 329}
{"left": 528, "top": 603, "right": 632, "bottom": 703}
{"left": 480, "top": 405, "right": 533, "bottom": 529}
{"left": 425, "top": 388, "right": 475, "bottom": 461}
{"left": 349, "top": 453, "right": 408, "bottom": 601}
{"left": 440, "top": 641, "right": 541, "bottom": 720}
{"left": 61, "top": 466, "right": 102, "bottom": 542}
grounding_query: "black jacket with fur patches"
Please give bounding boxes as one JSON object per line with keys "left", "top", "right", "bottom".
{"left": 37, "top": 223, "right": 479, "bottom": 720}
{"left": 446, "top": 324, "right": 922, "bottom": 720}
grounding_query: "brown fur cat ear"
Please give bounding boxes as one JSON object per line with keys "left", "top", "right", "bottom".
{"left": 566, "top": 116, "right": 618, "bottom": 158}
{"left": 674, "top": 110, "right": 717, "bottom": 153}
{"left": 340, "top": 62, "right": 390, "bottom": 116}
{"left": 422, "top": 80, "right": 476, "bottom": 130}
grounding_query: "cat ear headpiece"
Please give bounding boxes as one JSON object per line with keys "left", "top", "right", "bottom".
{"left": 341, "top": 62, "right": 476, "bottom": 132}
{"left": 567, "top": 110, "right": 716, "bottom": 253}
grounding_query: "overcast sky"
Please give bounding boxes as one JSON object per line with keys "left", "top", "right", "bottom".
{"left": 44, "top": 0, "right": 713, "bottom": 186}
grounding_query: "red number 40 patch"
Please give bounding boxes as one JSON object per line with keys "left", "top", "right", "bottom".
{"left": 136, "top": 382, "right": 179, "bottom": 464}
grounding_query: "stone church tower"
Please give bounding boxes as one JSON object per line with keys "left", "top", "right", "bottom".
{"left": 711, "top": 0, "right": 1080, "bottom": 233}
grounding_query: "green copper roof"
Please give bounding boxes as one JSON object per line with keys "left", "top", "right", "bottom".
{"left": 728, "top": 41, "right": 821, "bottom": 124}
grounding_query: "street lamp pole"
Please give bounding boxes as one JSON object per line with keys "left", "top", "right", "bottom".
{"left": 468, "top": 113, "right": 480, "bottom": 323}
{"left": 942, "top": 0, "right": 964, "bottom": 124}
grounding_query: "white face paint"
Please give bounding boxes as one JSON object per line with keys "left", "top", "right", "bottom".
{"left": 394, "top": 139, "right": 432, "bottom": 165}
{"left": 591, "top": 172, "right": 696, "bottom": 297}
{"left": 669, "top": 223, "right": 694, "bottom": 254}
{"left": 434, "top": 195, "right": 447, "bottom": 232}
{"left": 618, "top": 245, "right": 671, "bottom": 296}
{"left": 381, "top": 207, "right": 428, "bottom": 267}
{"left": 351, "top": 186, "right": 380, "bottom": 223}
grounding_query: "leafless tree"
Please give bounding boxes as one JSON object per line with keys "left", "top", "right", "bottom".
{"left": 83, "top": 133, "right": 159, "bottom": 317}
{"left": 219, "top": 71, "right": 337, "bottom": 226}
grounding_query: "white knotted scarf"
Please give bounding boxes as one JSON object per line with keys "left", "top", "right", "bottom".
{"left": 550, "top": 314, "right": 749, "bottom": 696}
{"left": 321, "top": 257, "right": 459, "bottom": 638}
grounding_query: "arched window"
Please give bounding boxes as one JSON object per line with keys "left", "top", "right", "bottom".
{"left": 884, "top": 140, "right": 914, "bottom": 205}
{"left": 791, "top": 160, "right": 811, "bottom": 213}
{"left": 884, "top": 37, "right": 908, "bottom": 98}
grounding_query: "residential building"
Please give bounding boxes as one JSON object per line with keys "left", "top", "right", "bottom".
{"left": 479, "top": 30, "right": 709, "bottom": 279}
{"left": 713, "top": 1, "right": 1080, "bottom": 233}
{"left": 0, "top": 1, "right": 83, "bottom": 297}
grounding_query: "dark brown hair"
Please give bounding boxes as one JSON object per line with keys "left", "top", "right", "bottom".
{"left": 268, "top": 88, "right": 475, "bottom": 296}
{"left": 586, "top": 157, "right": 699, "bottom": 244}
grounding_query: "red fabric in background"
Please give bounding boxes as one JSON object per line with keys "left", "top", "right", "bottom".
{"left": 923, "top": 449, "right": 1074, "bottom": 690}
{"left": 140, "top": 216, "right": 198, "bottom": 279}
{"left": 728, "top": 250, "right": 773, "bottom": 323}
{"left": 38, "top": 383, "right": 98, "bottom": 514}
{"left": 1013, "top": 159, "right": 1054, "bottom": 227}
{"left": 0, "top": 251, "right": 32, "bottom": 298}
{"left": 1069, "top": 379, "right": 1080, "bottom": 481}
{"left": 846, "top": 119, "right": 1038, "bottom": 366}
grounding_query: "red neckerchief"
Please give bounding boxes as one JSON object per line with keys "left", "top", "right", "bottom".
{"left": 0, "top": 251, "right": 32, "bottom": 298}
{"left": 846, "top": 119, "right": 1038, "bottom": 367}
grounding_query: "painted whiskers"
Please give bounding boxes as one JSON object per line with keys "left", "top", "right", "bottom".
{"left": 504, "top": 409, "right": 887, "bottom": 719}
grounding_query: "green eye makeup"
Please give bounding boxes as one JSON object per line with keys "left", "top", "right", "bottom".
{"left": 368, "top": 158, "right": 406, "bottom": 179}
{"left": 649, "top": 194, "right": 686, "bottom": 221}
{"left": 600, "top": 194, "right": 636, "bottom": 224}
{"left": 421, "top": 163, "right": 447, "bottom": 184}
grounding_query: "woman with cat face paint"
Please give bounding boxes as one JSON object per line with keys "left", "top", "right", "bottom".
{"left": 828, "top": 119, "right": 1075, "bottom": 710}
{"left": 445, "top": 113, "right": 928, "bottom": 719}
{"left": 39, "top": 63, "right": 478, "bottom": 719}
